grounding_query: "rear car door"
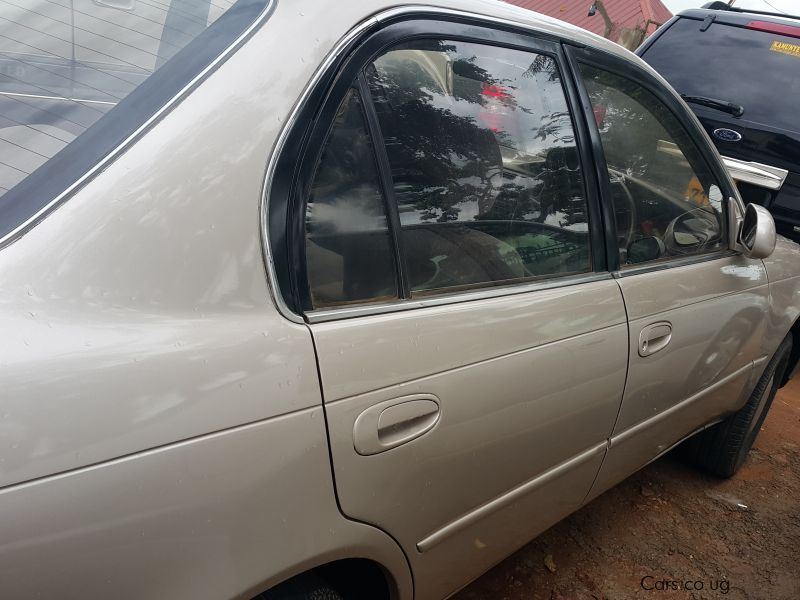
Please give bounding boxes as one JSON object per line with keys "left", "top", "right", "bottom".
{"left": 566, "top": 46, "right": 771, "bottom": 498}
{"left": 275, "top": 20, "right": 628, "bottom": 600}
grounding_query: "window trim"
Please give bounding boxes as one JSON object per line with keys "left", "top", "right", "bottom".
{"left": 269, "top": 16, "right": 608, "bottom": 320}
{"left": 306, "top": 271, "right": 613, "bottom": 323}
{"left": 565, "top": 44, "right": 739, "bottom": 276}
{"left": 0, "top": 0, "right": 276, "bottom": 248}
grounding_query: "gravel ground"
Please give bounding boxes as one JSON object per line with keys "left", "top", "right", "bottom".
{"left": 454, "top": 378, "right": 800, "bottom": 600}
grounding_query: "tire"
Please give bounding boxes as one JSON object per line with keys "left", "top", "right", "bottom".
{"left": 257, "top": 573, "right": 344, "bottom": 600}
{"left": 680, "top": 334, "right": 792, "bottom": 478}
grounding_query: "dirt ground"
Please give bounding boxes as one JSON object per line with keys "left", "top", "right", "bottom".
{"left": 454, "top": 378, "right": 800, "bottom": 600}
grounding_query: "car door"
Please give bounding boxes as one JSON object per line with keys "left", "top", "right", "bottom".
{"left": 282, "top": 21, "right": 629, "bottom": 600}
{"left": 564, "top": 46, "right": 772, "bottom": 499}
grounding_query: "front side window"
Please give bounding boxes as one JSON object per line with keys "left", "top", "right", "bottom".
{"left": 579, "top": 65, "right": 725, "bottom": 266}
{"left": 0, "top": 0, "right": 269, "bottom": 238}
{"left": 367, "top": 40, "right": 591, "bottom": 295}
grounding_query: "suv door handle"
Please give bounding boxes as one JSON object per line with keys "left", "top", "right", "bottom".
{"left": 639, "top": 321, "right": 672, "bottom": 357}
{"left": 353, "top": 394, "right": 440, "bottom": 456}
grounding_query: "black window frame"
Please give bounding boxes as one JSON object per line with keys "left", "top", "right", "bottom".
{"left": 0, "top": 0, "right": 275, "bottom": 247}
{"left": 270, "top": 16, "right": 610, "bottom": 316}
{"left": 564, "top": 44, "right": 739, "bottom": 276}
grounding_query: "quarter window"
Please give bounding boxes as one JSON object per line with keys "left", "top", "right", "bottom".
{"left": 367, "top": 40, "right": 591, "bottom": 295}
{"left": 305, "top": 89, "right": 398, "bottom": 308}
{"left": 579, "top": 65, "right": 725, "bottom": 265}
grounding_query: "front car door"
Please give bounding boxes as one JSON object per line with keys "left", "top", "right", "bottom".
{"left": 273, "top": 20, "right": 629, "bottom": 600}
{"left": 564, "top": 46, "right": 772, "bottom": 498}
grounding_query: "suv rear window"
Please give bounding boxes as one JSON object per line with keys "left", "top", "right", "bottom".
{"left": 0, "top": 0, "right": 271, "bottom": 242}
{"left": 641, "top": 17, "right": 800, "bottom": 134}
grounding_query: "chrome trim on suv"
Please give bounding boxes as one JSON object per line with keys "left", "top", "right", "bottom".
{"left": 722, "top": 155, "right": 789, "bottom": 191}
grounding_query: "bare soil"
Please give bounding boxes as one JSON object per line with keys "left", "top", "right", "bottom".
{"left": 454, "top": 378, "right": 800, "bottom": 600}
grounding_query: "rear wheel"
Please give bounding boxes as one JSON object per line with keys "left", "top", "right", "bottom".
{"left": 680, "top": 335, "right": 792, "bottom": 478}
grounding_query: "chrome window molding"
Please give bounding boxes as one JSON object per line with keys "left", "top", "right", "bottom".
{"left": 261, "top": 5, "right": 612, "bottom": 325}
{"left": 259, "top": 13, "right": 380, "bottom": 324}
{"left": 722, "top": 156, "right": 789, "bottom": 191}
{"left": 304, "top": 273, "right": 613, "bottom": 324}
{"left": 0, "top": 0, "right": 277, "bottom": 249}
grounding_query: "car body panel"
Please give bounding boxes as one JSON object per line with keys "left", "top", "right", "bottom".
{"left": 0, "top": 406, "right": 413, "bottom": 600}
{"left": 0, "top": 21, "right": 322, "bottom": 488}
{"left": 763, "top": 237, "right": 800, "bottom": 358}
{"left": 315, "top": 279, "right": 628, "bottom": 599}
{"left": 588, "top": 254, "right": 771, "bottom": 497}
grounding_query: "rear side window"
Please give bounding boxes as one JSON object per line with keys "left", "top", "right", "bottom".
{"left": 641, "top": 17, "right": 800, "bottom": 133}
{"left": 365, "top": 39, "right": 591, "bottom": 297}
{"left": 302, "top": 38, "right": 594, "bottom": 309}
{"left": 0, "top": 0, "right": 271, "bottom": 240}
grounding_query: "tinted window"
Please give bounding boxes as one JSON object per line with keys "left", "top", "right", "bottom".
{"left": 0, "top": 0, "right": 269, "bottom": 238}
{"left": 641, "top": 17, "right": 800, "bottom": 134}
{"left": 580, "top": 65, "right": 725, "bottom": 265}
{"left": 305, "top": 89, "right": 398, "bottom": 308}
{"left": 367, "top": 40, "right": 590, "bottom": 295}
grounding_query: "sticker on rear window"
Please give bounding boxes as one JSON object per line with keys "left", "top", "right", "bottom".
{"left": 770, "top": 40, "right": 800, "bottom": 58}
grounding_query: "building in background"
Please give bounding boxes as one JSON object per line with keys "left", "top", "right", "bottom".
{"left": 505, "top": 0, "right": 673, "bottom": 49}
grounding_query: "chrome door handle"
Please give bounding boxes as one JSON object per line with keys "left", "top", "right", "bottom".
{"left": 639, "top": 321, "right": 672, "bottom": 357}
{"left": 353, "top": 394, "right": 440, "bottom": 456}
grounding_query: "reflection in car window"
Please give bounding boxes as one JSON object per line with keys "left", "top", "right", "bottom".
{"left": 579, "top": 65, "right": 725, "bottom": 265}
{"left": 0, "top": 0, "right": 247, "bottom": 211}
{"left": 305, "top": 89, "right": 398, "bottom": 308}
{"left": 366, "top": 40, "right": 591, "bottom": 295}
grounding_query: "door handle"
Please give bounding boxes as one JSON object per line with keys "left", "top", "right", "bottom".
{"left": 639, "top": 321, "right": 672, "bottom": 357}
{"left": 353, "top": 394, "right": 440, "bottom": 456}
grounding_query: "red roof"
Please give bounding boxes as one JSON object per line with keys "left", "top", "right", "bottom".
{"left": 505, "top": 0, "right": 672, "bottom": 41}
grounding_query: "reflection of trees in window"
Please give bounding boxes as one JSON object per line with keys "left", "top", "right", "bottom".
{"left": 367, "top": 49, "right": 503, "bottom": 224}
{"left": 368, "top": 41, "right": 585, "bottom": 230}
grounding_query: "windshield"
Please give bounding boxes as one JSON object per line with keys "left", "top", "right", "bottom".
{"left": 641, "top": 17, "right": 800, "bottom": 134}
{"left": 0, "top": 0, "right": 269, "bottom": 237}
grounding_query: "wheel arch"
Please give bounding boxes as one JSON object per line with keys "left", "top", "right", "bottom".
{"left": 253, "top": 556, "right": 403, "bottom": 600}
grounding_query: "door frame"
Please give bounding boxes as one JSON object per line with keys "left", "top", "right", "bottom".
{"left": 266, "top": 14, "right": 615, "bottom": 322}
{"left": 562, "top": 43, "right": 742, "bottom": 278}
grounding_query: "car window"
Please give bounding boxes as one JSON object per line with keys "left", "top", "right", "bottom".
{"left": 640, "top": 17, "right": 800, "bottom": 135}
{"left": 579, "top": 65, "right": 725, "bottom": 266}
{"left": 0, "top": 0, "right": 269, "bottom": 239}
{"left": 366, "top": 39, "right": 591, "bottom": 296}
{"left": 305, "top": 89, "right": 398, "bottom": 308}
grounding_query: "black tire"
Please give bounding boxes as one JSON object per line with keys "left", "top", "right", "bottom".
{"left": 258, "top": 573, "right": 344, "bottom": 600}
{"left": 680, "top": 334, "right": 792, "bottom": 478}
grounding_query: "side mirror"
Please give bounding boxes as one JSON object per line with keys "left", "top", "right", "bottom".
{"left": 728, "top": 197, "right": 776, "bottom": 258}
{"left": 740, "top": 203, "right": 776, "bottom": 259}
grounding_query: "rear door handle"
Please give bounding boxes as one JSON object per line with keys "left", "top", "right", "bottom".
{"left": 639, "top": 321, "right": 672, "bottom": 357}
{"left": 353, "top": 394, "right": 440, "bottom": 456}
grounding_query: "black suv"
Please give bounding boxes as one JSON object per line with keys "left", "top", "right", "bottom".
{"left": 637, "top": 2, "right": 800, "bottom": 241}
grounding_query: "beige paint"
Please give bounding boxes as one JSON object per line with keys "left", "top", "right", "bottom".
{"left": 0, "top": 0, "right": 797, "bottom": 599}
{"left": 315, "top": 280, "right": 628, "bottom": 599}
